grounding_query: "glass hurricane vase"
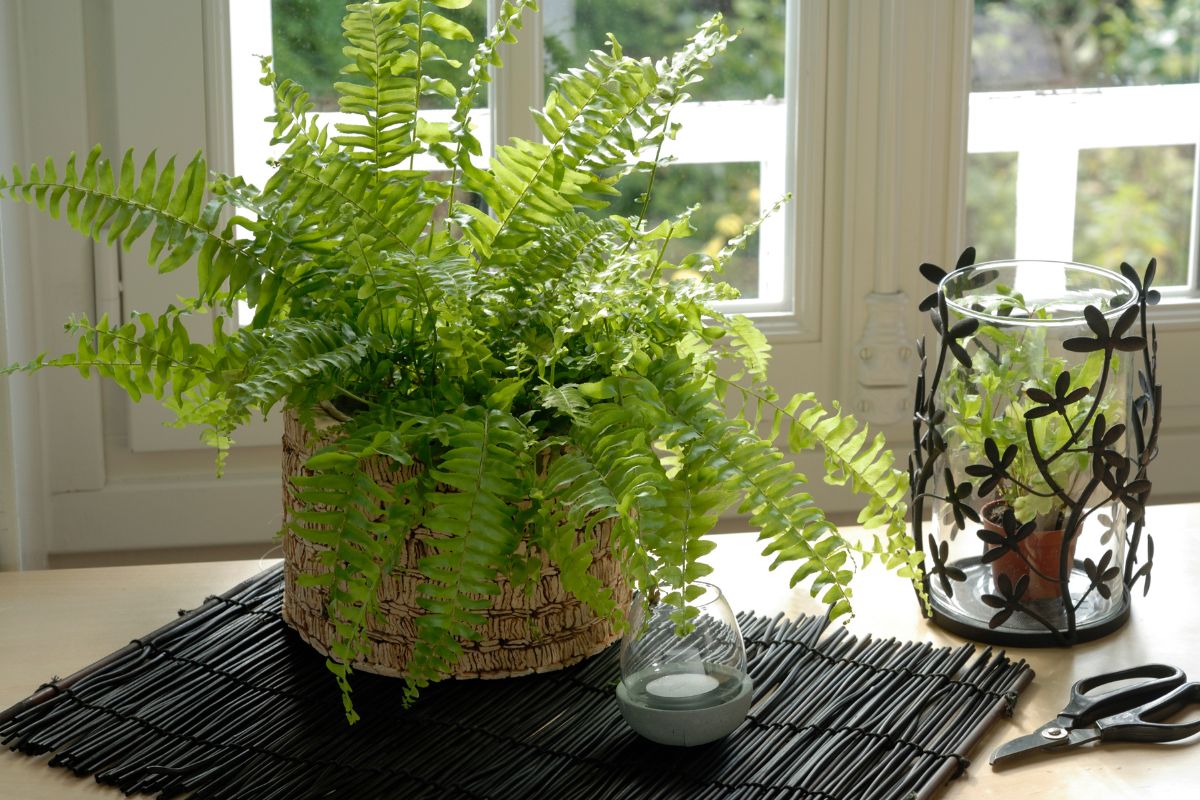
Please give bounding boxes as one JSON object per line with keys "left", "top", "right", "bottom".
{"left": 910, "top": 257, "right": 1162, "bottom": 646}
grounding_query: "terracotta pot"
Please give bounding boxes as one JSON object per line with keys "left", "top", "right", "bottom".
{"left": 980, "top": 500, "right": 1026, "bottom": 590}
{"left": 1020, "top": 528, "right": 1076, "bottom": 601}
{"left": 980, "top": 500, "right": 1075, "bottom": 602}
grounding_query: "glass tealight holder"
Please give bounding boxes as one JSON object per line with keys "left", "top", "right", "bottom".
{"left": 615, "top": 582, "right": 753, "bottom": 746}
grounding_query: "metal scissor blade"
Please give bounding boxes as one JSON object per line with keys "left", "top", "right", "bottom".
{"left": 990, "top": 724, "right": 1104, "bottom": 766}
{"left": 990, "top": 731, "right": 1058, "bottom": 766}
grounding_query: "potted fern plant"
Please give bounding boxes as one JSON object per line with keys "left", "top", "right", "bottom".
{"left": 1, "top": 0, "right": 911, "bottom": 719}
{"left": 941, "top": 283, "right": 1106, "bottom": 600}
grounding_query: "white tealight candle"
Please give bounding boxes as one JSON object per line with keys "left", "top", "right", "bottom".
{"left": 645, "top": 672, "right": 720, "bottom": 699}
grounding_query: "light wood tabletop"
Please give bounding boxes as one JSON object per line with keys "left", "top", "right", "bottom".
{"left": 1, "top": 504, "right": 1198, "bottom": 799}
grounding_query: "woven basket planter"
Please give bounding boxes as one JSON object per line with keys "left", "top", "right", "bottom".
{"left": 280, "top": 410, "right": 630, "bottom": 680}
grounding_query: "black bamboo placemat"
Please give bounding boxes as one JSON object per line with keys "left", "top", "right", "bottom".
{"left": 1, "top": 565, "right": 1032, "bottom": 799}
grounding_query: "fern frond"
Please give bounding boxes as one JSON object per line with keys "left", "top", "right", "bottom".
{"left": 335, "top": 2, "right": 421, "bottom": 169}
{"left": 462, "top": 49, "right": 655, "bottom": 257}
{"left": 258, "top": 55, "right": 316, "bottom": 147}
{"left": 652, "top": 361, "right": 854, "bottom": 619}
{"left": 287, "top": 432, "right": 411, "bottom": 722}
{"left": 535, "top": 448, "right": 620, "bottom": 619}
{"left": 225, "top": 320, "right": 375, "bottom": 416}
{"left": 403, "top": 406, "right": 530, "bottom": 700}
{"left": 0, "top": 147, "right": 271, "bottom": 306}
{"left": 536, "top": 383, "right": 592, "bottom": 425}
{"left": 785, "top": 394, "right": 908, "bottom": 525}
{"left": 723, "top": 314, "right": 771, "bottom": 383}
{"left": 656, "top": 467, "right": 724, "bottom": 630}
{"left": 567, "top": 391, "right": 675, "bottom": 591}
{"left": 337, "top": 0, "right": 477, "bottom": 171}
{"left": 507, "top": 211, "right": 620, "bottom": 287}
{"left": 261, "top": 144, "right": 427, "bottom": 258}
{"left": 436, "top": 0, "right": 533, "bottom": 174}
{"left": 713, "top": 192, "right": 790, "bottom": 274}
{"left": 19, "top": 309, "right": 219, "bottom": 408}
{"left": 783, "top": 393, "right": 917, "bottom": 580}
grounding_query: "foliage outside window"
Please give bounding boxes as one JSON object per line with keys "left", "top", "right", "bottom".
{"left": 269, "top": 0, "right": 786, "bottom": 300}
{"left": 967, "top": 0, "right": 1200, "bottom": 287}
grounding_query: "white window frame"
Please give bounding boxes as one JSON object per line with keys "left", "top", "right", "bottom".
{"left": 969, "top": 85, "right": 1200, "bottom": 292}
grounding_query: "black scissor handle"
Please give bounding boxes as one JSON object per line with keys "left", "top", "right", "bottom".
{"left": 1096, "top": 682, "right": 1200, "bottom": 744}
{"left": 1061, "top": 664, "right": 1187, "bottom": 725}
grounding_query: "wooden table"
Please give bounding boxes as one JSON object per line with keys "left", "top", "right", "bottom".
{"left": 2, "top": 504, "right": 1198, "bottom": 799}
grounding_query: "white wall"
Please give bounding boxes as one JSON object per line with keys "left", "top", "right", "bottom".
{"left": 0, "top": 0, "right": 48, "bottom": 569}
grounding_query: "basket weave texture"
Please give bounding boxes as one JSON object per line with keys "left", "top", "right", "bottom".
{"left": 280, "top": 410, "right": 630, "bottom": 680}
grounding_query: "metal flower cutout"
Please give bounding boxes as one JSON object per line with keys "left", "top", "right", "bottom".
{"left": 1087, "top": 413, "right": 1127, "bottom": 473}
{"left": 981, "top": 573, "right": 1029, "bottom": 629}
{"left": 1083, "top": 550, "right": 1121, "bottom": 600}
{"left": 1121, "top": 259, "right": 1161, "bottom": 306}
{"left": 1063, "top": 304, "right": 1145, "bottom": 354}
{"left": 977, "top": 508, "right": 1036, "bottom": 565}
{"left": 941, "top": 467, "right": 980, "bottom": 530}
{"left": 1098, "top": 508, "right": 1125, "bottom": 546}
{"left": 916, "top": 407, "right": 947, "bottom": 456}
{"left": 1024, "top": 370, "right": 1088, "bottom": 420}
{"left": 1130, "top": 535, "right": 1155, "bottom": 596}
{"left": 931, "top": 294, "right": 980, "bottom": 368}
{"left": 1104, "top": 461, "right": 1151, "bottom": 524}
{"left": 917, "top": 247, "right": 977, "bottom": 312}
{"left": 964, "top": 437, "right": 1018, "bottom": 497}
{"left": 927, "top": 534, "right": 967, "bottom": 598}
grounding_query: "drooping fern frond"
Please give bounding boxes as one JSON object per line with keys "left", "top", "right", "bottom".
{"left": 287, "top": 434, "right": 403, "bottom": 723}
{"left": 535, "top": 447, "right": 620, "bottom": 620}
{"left": 0, "top": 148, "right": 271, "bottom": 307}
{"left": 725, "top": 314, "right": 771, "bottom": 384}
{"left": 64, "top": 310, "right": 218, "bottom": 403}
{"left": 656, "top": 467, "right": 725, "bottom": 631}
{"left": 563, "top": 390, "right": 676, "bottom": 592}
{"left": 783, "top": 393, "right": 922, "bottom": 589}
{"left": 711, "top": 368, "right": 919, "bottom": 602}
{"left": 403, "top": 406, "right": 530, "bottom": 701}
{"left": 652, "top": 359, "right": 856, "bottom": 619}
{"left": 223, "top": 319, "right": 376, "bottom": 417}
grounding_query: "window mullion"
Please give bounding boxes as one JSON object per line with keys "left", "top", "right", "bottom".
{"left": 490, "top": 0, "right": 544, "bottom": 148}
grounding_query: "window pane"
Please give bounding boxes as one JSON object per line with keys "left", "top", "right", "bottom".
{"left": 1074, "top": 145, "right": 1195, "bottom": 286}
{"left": 973, "top": 0, "right": 1200, "bottom": 91}
{"left": 541, "top": 0, "right": 786, "bottom": 102}
{"left": 966, "top": 152, "right": 1018, "bottom": 259}
{"left": 541, "top": 1, "right": 789, "bottom": 307}
{"left": 968, "top": 1, "right": 1200, "bottom": 287}
{"left": 270, "top": 0, "right": 488, "bottom": 111}
{"left": 602, "top": 162, "right": 762, "bottom": 299}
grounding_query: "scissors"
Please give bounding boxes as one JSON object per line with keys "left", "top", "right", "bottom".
{"left": 990, "top": 663, "right": 1200, "bottom": 766}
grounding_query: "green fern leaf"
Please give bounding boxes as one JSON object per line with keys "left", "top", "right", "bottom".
{"left": 403, "top": 406, "right": 530, "bottom": 700}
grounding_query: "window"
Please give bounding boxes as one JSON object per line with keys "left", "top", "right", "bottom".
{"left": 8, "top": 1, "right": 1197, "bottom": 560}
{"left": 235, "top": 0, "right": 795, "bottom": 311}
{"left": 966, "top": 0, "right": 1200, "bottom": 291}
